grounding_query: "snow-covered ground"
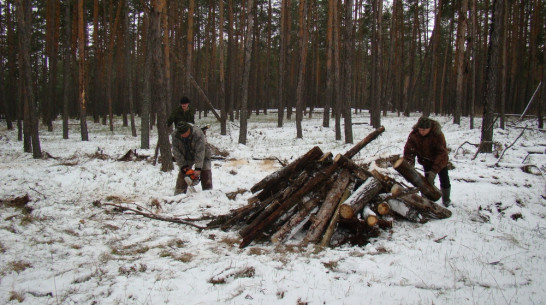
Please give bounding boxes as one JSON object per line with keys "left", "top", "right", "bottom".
{"left": 0, "top": 111, "right": 545, "bottom": 305}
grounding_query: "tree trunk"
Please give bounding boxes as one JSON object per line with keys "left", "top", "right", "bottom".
{"left": 150, "top": 0, "right": 173, "bottom": 172}
{"left": 481, "top": 0, "right": 504, "bottom": 153}
{"left": 393, "top": 157, "right": 441, "bottom": 201}
{"left": 62, "top": 0, "right": 72, "bottom": 140}
{"left": 342, "top": 0, "right": 354, "bottom": 144}
{"left": 278, "top": 0, "right": 289, "bottom": 127}
{"left": 15, "top": 0, "right": 42, "bottom": 158}
{"left": 218, "top": 0, "right": 227, "bottom": 135}
{"left": 454, "top": 0, "right": 468, "bottom": 124}
{"left": 238, "top": 0, "right": 255, "bottom": 145}
{"left": 370, "top": 0, "right": 382, "bottom": 128}
{"left": 77, "top": 0, "right": 88, "bottom": 141}
{"left": 124, "top": 0, "right": 136, "bottom": 137}
{"left": 185, "top": 0, "right": 195, "bottom": 96}
{"left": 323, "top": 0, "right": 335, "bottom": 128}
{"left": 295, "top": 0, "right": 308, "bottom": 139}
{"left": 141, "top": 12, "right": 151, "bottom": 149}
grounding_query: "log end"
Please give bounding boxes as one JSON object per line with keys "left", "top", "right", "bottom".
{"left": 366, "top": 215, "right": 378, "bottom": 227}
{"left": 377, "top": 202, "right": 391, "bottom": 215}
{"left": 339, "top": 204, "right": 354, "bottom": 219}
{"left": 390, "top": 183, "right": 404, "bottom": 197}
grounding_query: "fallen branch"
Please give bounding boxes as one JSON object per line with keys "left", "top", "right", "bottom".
{"left": 103, "top": 202, "right": 207, "bottom": 229}
{"left": 454, "top": 141, "right": 480, "bottom": 158}
{"left": 494, "top": 126, "right": 527, "bottom": 166}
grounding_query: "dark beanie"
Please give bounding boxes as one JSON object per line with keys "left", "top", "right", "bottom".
{"left": 180, "top": 96, "right": 190, "bottom": 104}
{"left": 176, "top": 122, "right": 191, "bottom": 134}
{"left": 416, "top": 116, "right": 432, "bottom": 129}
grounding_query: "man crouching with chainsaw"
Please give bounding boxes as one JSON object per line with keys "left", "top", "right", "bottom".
{"left": 171, "top": 121, "right": 213, "bottom": 195}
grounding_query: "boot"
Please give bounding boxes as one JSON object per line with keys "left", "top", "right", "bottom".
{"left": 441, "top": 187, "right": 451, "bottom": 207}
{"left": 174, "top": 170, "right": 188, "bottom": 195}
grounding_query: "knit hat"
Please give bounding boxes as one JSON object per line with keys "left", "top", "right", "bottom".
{"left": 180, "top": 96, "right": 190, "bottom": 104}
{"left": 416, "top": 116, "right": 432, "bottom": 129}
{"left": 176, "top": 122, "right": 191, "bottom": 134}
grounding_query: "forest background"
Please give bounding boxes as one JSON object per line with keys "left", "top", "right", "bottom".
{"left": 0, "top": 0, "right": 544, "bottom": 167}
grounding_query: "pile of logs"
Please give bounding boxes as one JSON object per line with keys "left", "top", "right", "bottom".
{"left": 208, "top": 127, "right": 452, "bottom": 248}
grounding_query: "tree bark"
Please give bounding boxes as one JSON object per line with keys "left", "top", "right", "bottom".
{"left": 271, "top": 197, "right": 320, "bottom": 244}
{"left": 320, "top": 180, "right": 355, "bottom": 247}
{"left": 302, "top": 169, "right": 352, "bottom": 245}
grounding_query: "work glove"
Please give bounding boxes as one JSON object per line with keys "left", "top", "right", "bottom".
{"left": 426, "top": 171, "right": 436, "bottom": 185}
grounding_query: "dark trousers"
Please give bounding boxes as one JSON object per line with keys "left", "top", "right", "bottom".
{"left": 424, "top": 166, "right": 451, "bottom": 189}
{"left": 175, "top": 169, "right": 213, "bottom": 193}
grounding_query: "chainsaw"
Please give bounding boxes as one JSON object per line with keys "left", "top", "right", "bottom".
{"left": 183, "top": 168, "right": 200, "bottom": 193}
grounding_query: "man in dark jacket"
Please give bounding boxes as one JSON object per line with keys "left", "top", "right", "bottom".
{"left": 167, "top": 96, "right": 195, "bottom": 127}
{"left": 171, "top": 121, "right": 212, "bottom": 195}
{"left": 403, "top": 116, "right": 451, "bottom": 206}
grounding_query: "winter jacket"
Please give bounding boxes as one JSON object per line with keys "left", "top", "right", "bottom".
{"left": 171, "top": 126, "right": 211, "bottom": 171}
{"left": 403, "top": 119, "right": 449, "bottom": 173}
{"left": 167, "top": 105, "right": 195, "bottom": 127}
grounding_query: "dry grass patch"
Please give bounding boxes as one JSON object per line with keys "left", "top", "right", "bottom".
{"left": 173, "top": 253, "right": 194, "bottom": 263}
{"left": 9, "top": 291, "right": 25, "bottom": 302}
{"left": 8, "top": 260, "right": 32, "bottom": 273}
{"left": 219, "top": 236, "right": 240, "bottom": 247}
{"left": 208, "top": 266, "right": 256, "bottom": 285}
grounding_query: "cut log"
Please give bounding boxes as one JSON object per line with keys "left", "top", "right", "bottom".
{"left": 397, "top": 193, "right": 452, "bottom": 219}
{"left": 339, "top": 177, "right": 383, "bottom": 219}
{"left": 344, "top": 126, "right": 386, "bottom": 159}
{"left": 369, "top": 201, "right": 390, "bottom": 216}
{"left": 393, "top": 157, "right": 442, "bottom": 201}
{"left": 362, "top": 206, "right": 378, "bottom": 226}
{"left": 302, "top": 169, "right": 352, "bottom": 245}
{"left": 320, "top": 180, "right": 356, "bottom": 247}
{"left": 239, "top": 154, "right": 348, "bottom": 248}
{"left": 250, "top": 146, "right": 323, "bottom": 194}
{"left": 387, "top": 198, "right": 427, "bottom": 223}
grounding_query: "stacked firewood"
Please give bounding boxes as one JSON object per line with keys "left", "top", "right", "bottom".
{"left": 208, "top": 127, "right": 451, "bottom": 248}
